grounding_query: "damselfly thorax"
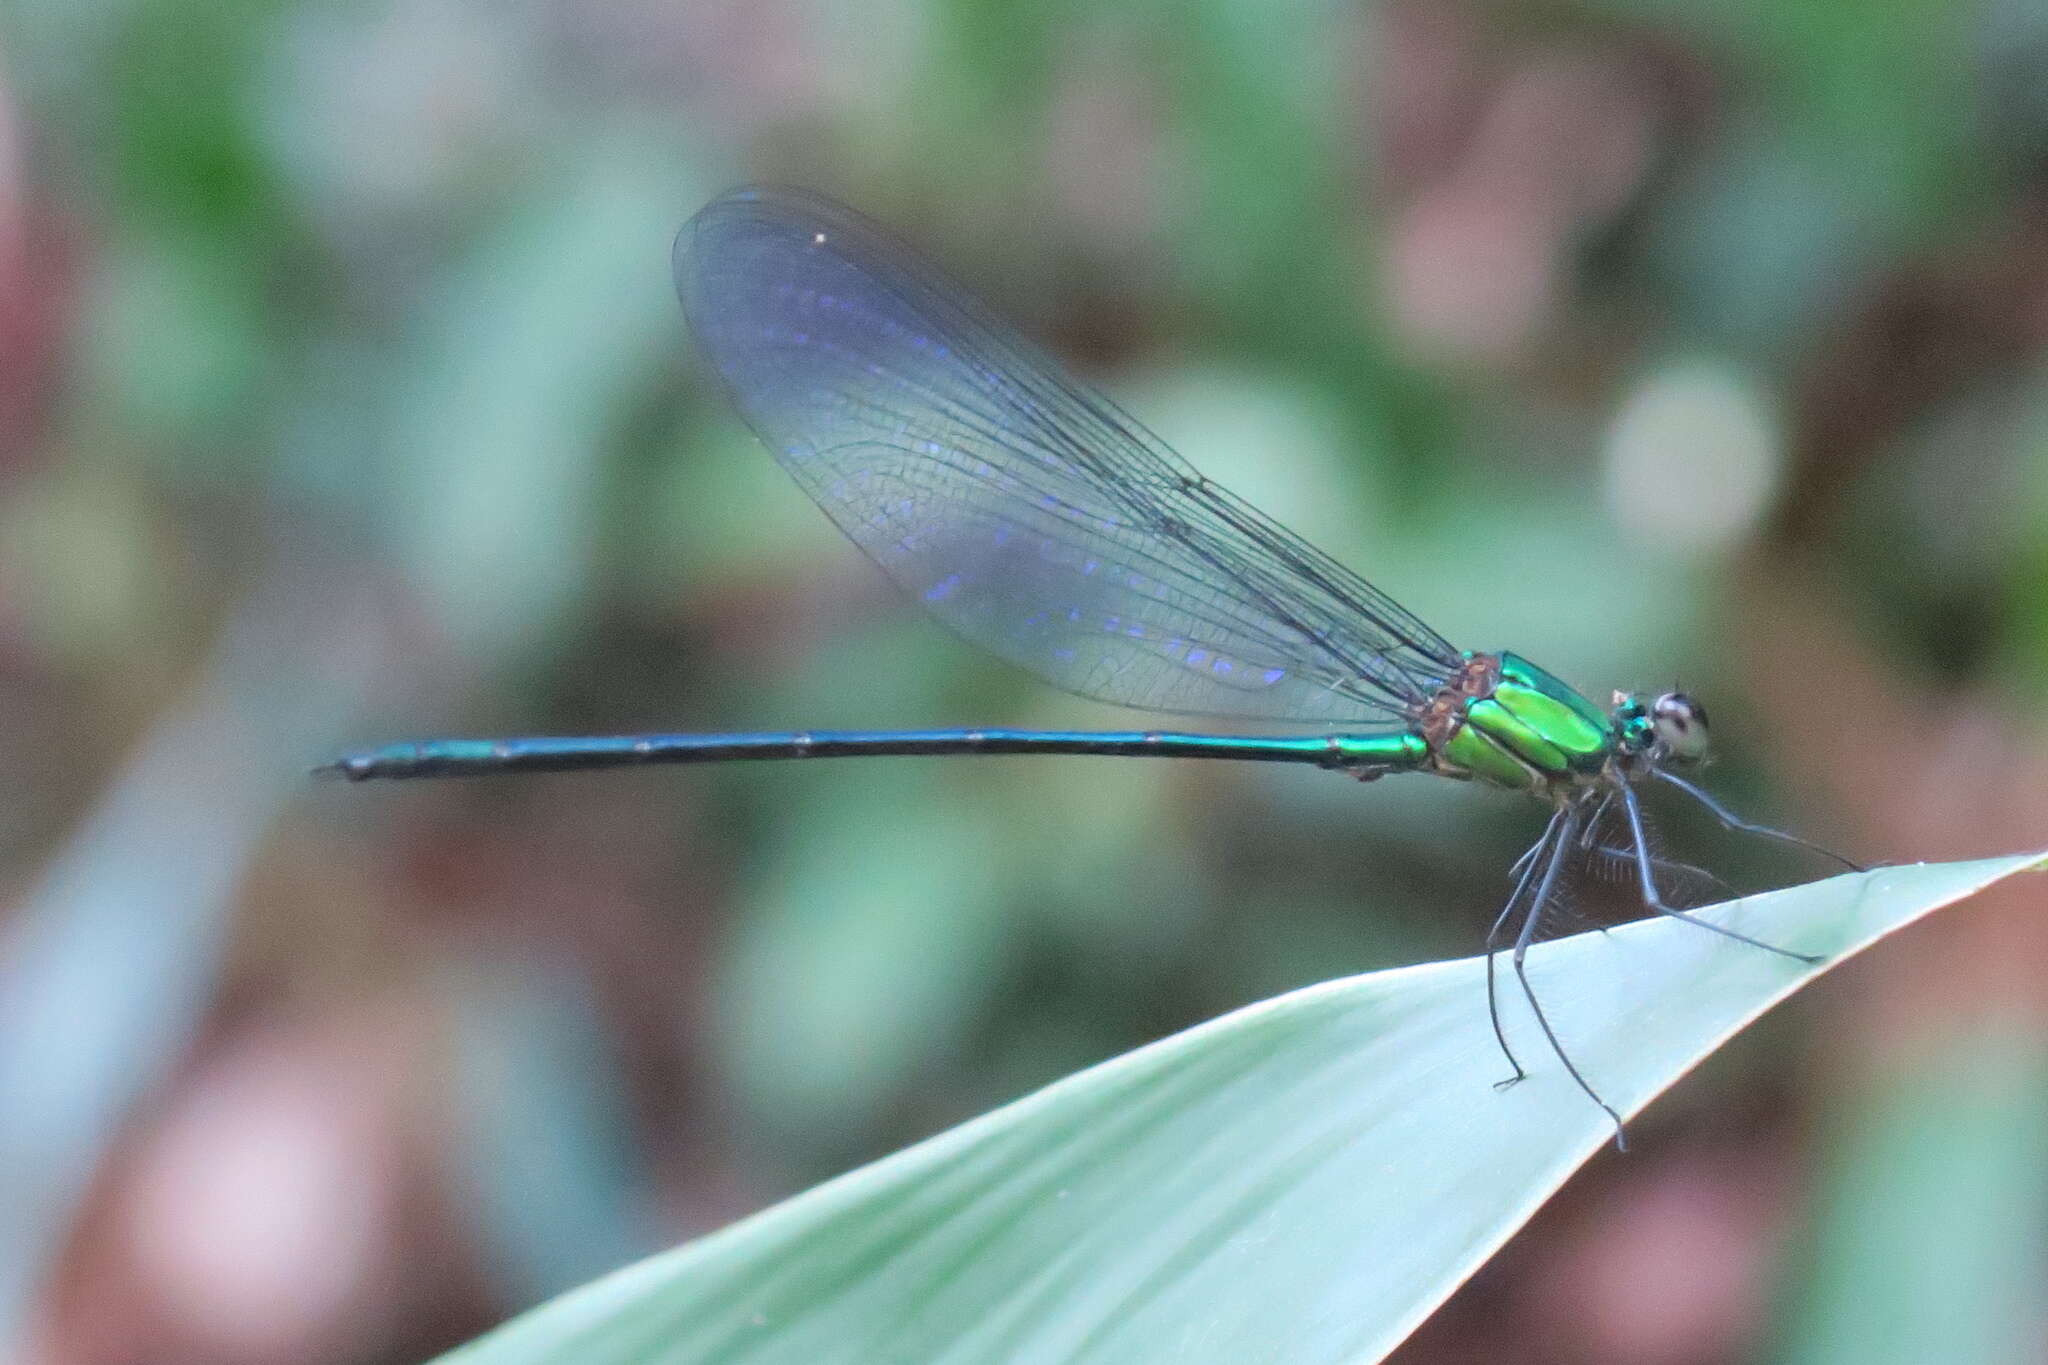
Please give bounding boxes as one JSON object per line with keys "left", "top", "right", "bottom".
{"left": 1396, "top": 651, "right": 1618, "bottom": 794}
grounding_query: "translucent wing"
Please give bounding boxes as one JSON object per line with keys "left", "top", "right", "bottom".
{"left": 674, "top": 186, "right": 1461, "bottom": 725}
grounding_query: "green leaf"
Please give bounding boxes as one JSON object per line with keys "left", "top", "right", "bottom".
{"left": 437, "top": 853, "right": 2042, "bottom": 1365}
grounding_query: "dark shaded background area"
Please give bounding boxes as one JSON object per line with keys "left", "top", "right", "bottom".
{"left": 2, "top": 1, "right": 2045, "bottom": 1361}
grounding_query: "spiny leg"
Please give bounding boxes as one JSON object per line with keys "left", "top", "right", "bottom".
{"left": 1488, "top": 807, "right": 1565, "bottom": 1088}
{"left": 1508, "top": 804, "right": 1627, "bottom": 1145}
{"left": 1575, "top": 790, "right": 1616, "bottom": 850}
{"left": 1620, "top": 784, "right": 1822, "bottom": 964}
{"left": 1580, "top": 843, "right": 1732, "bottom": 898}
{"left": 1578, "top": 791, "right": 1727, "bottom": 890}
{"left": 1652, "top": 767, "right": 1863, "bottom": 872}
{"left": 1569, "top": 832, "right": 1730, "bottom": 930}
{"left": 1505, "top": 830, "right": 1546, "bottom": 881}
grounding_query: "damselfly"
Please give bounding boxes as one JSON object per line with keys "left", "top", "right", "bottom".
{"left": 326, "top": 186, "right": 1857, "bottom": 1140}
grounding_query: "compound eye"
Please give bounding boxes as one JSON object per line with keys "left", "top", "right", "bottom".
{"left": 1651, "top": 692, "right": 1710, "bottom": 761}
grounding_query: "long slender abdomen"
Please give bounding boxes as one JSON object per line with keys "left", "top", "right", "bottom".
{"left": 319, "top": 727, "right": 1433, "bottom": 781}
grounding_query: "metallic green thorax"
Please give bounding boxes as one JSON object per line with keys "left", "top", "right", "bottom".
{"left": 1422, "top": 652, "right": 1617, "bottom": 793}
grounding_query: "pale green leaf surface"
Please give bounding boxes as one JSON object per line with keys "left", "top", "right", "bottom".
{"left": 439, "top": 853, "right": 2043, "bottom": 1365}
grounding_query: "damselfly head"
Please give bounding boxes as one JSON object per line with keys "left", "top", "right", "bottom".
{"left": 1611, "top": 691, "right": 1652, "bottom": 753}
{"left": 1651, "top": 692, "right": 1710, "bottom": 763}
{"left": 1610, "top": 689, "right": 1710, "bottom": 763}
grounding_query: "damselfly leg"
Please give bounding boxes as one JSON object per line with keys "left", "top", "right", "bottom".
{"left": 1487, "top": 807, "right": 1564, "bottom": 1087}
{"left": 1581, "top": 844, "right": 1732, "bottom": 897}
{"left": 1653, "top": 767, "right": 1863, "bottom": 872}
{"left": 1618, "top": 784, "right": 1822, "bottom": 964}
{"left": 1501, "top": 802, "right": 1627, "bottom": 1143}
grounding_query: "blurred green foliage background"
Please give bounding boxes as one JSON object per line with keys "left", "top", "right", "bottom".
{"left": 1, "top": 0, "right": 2045, "bottom": 1361}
